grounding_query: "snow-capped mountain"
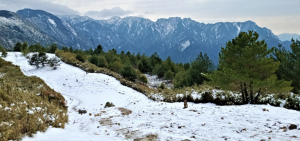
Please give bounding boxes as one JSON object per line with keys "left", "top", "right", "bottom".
{"left": 16, "top": 9, "right": 93, "bottom": 49}
{"left": 0, "top": 9, "right": 286, "bottom": 63}
{"left": 0, "top": 10, "right": 56, "bottom": 48}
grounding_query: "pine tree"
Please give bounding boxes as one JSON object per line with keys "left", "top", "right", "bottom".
{"left": 94, "top": 44, "right": 103, "bottom": 54}
{"left": 69, "top": 47, "right": 74, "bottom": 53}
{"left": 62, "top": 47, "right": 69, "bottom": 52}
{"left": 206, "top": 31, "right": 292, "bottom": 104}
{"left": 188, "top": 52, "right": 214, "bottom": 85}
{"left": 274, "top": 38, "right": 300, "bottom": 93}
{"left": 48, "top": 44, "right": 58, "bottom": 53}
{"left": 21, "top": 42, "right": 30, "bottom": 56}
{"left": 13, "top": 42, "right": 22, "bottom": 51}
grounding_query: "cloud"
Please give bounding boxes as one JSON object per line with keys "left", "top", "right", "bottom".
{"left": 0, "top": 0, "right": 80, "bottom": 15}
{"left": 85, "top": 7, "right": 133, "bottom": 19}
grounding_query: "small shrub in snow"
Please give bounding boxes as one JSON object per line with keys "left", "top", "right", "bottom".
{"left": 284, "top": 94, "right": 300, "bottom": 110}
{"left": 159, "top": 82, "right": 166, "bottom": 90}
{"left": 27, "top": 53, "right": 61, "bottom": 69}
{"left": 78, "top": 109, "right": 87, "bottom": 115}
{"left": 104, "top": 102, "right": 115, "bottom": 108}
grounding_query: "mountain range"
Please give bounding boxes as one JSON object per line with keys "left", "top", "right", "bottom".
{"left": 277, "top": 33, "right": 299, "bottom": 42}
{"left": 0, "top": 9, "right": 294, "bottom": 64}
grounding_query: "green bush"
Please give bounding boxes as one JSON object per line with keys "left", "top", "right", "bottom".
{"left": 121, "top": 63, "right": 137, "bottom": 81}
{"left": 76, "top": 54, "right": 85, "bottom": 62}
{"left": 97, "top": 56, "right": 108, "bottom": 68}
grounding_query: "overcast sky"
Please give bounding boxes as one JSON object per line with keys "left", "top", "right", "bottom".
{"left": 0, "top": 0, "right": 299, "bottom": 35}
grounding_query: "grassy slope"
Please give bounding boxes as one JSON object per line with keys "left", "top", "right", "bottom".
{"left": 0, "top": 57, "right": 68, "bottom": 141}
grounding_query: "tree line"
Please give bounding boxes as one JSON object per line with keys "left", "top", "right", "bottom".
{"left": 4, "top": 31, "right": 300, "bottom": 100}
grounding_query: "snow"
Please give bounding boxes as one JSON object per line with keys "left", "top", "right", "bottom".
{"left": 233, "top": 22, "right": 242, "bottom": 35}
{"left": 48, "top": 19, "right": 57, "bottom": 27}
{"left": 180, "top": 40, "right": 190, "bottom": 52}
{"left": 144, "top": 74, "right": 173, "bottom": 89}
{"left": 2, "top": 52, "right": 300, "bottom": 141}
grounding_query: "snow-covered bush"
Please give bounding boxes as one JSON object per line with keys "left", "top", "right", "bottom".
{"left": 284, "top": 94, "right": 300, "bottom": 110}
{"left": 27, "top": 53, "right": 61, "bottom": 69}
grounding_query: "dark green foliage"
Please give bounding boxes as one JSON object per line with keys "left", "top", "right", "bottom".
{"left": 94, "top": 44, "right": 103, "bottom": 54}
{"left": 173, "top": 71, "right": 189, "bottom": 88}
{"left": 173, "top": 52, "right": 214, "bottom": 88}
{"left": 139, "top": 74, "right": 148, "bottom": 84}
{"left": 188, "top": 52, "right": 214, "bottom": 85}
{"left": 206, "top": 31, "right": 292, "bottom": 104}
{"left": 21, "top": 42, "right": 28, "bottom": 51}
{"left": 126, "top": 51, "right": 131, "bottom": 56}
{"left": 0, "top": 45, "right": 7, "bottom": 57}
{"left": 97, "top": 56, "right": 108, "bottom": 68}
{"left": 76, "top": 54, "right": 85, "bottom": 62}
{"left": 152, "top": 63, "right": 168, "bottom": 77}
{"left": 28, "top": 52, "right": 48, "bottom": 68}
{"left": 121, "top": 63, "right": 137, "bottom": 81}
{"left": 150, "top": 52, "right": 162, "bottom": 67}
{"left": 159, "top": 82, "right": 166, "bottom": 89}
{"left": 164, "top": 70, "right": 174, "bottom": 80}
{"left": 21, "top": 42, "right": 30, "bottom": 56}
{"left": 130, "top": 55, "right": 138, "bottom": 66}
{"left": 138, "top": 54, "right": 152, "bottom": 73}
{"left": 69, "top": 47, "right": 74, "bottom": 53}
{"left": 29, "top": 43, "right": 43, "bottom": 52}
{"left": 89, "top": 55, "right": 98, "bottom": 65}
{"left": 109, "top": 57, "right": 123, "bottom": 73}
{"left": 48, "top": 44, "right": 58, "bottom": 53}
{"left": 184, "top": 63, "right": 190, "bottom": 70}
{"left": 273, "top": 39, "right": 300, "bottom": 94}
{"left": 283, "top": 94, "right": 300, "bottom": 110}
{"left": 13, "top": 42, "right": 22, "bottom": 51}
{"left": 62, "top": 47, "right": 69, "bottom": 52}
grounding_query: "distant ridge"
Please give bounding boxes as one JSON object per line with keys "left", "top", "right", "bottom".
{"left": 0, "top": 9, "right": 289, "bottom": 63}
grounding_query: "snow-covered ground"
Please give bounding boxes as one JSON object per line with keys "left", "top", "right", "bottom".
{"left": 144, "top": 74, "right": 173, "bottom": 89}
{"left": 3, "top": 52, "right": 300, "bottom": 141}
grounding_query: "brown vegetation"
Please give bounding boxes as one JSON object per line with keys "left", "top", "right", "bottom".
{"left": 0, "top": 58, "right": 68, "bottom": 141}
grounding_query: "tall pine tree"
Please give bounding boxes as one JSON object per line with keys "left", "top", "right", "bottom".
{"left": 206, "top": 31, "right": 292, "bottom": 104}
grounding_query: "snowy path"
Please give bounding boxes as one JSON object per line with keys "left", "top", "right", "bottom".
{"left": 3, "top": 52, "right": 300, "bottom": 141}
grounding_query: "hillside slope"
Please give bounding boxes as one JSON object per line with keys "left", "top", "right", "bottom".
{"left": 2, "top": 52, "right": 300, "bottom": 141}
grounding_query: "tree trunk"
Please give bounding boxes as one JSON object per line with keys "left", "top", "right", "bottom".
{"left": 250, "top": 82, "right": 254, "bottom": 104}
{"left": 244, "top": 83, "right": 249, "bottom": 103}
{"left": 240, "top": 83, "right": 245, "bottom": 104}
{"left": 254, "top": 88, "right": 261, "bottom": 104}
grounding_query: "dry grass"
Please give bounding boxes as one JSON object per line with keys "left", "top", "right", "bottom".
{"left": 0, "top": 57, "right": 68, "bottom": 141}
{"left": 118, "top": 107, "right": 132, "bottom": 116}
{"left": 134, "top": 134, "right": 158, "bottom": 141}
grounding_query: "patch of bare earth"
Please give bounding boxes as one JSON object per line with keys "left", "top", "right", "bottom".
{"left": 118, "top": 107, "right": 132, "bottom": 115}
{"left": 134, "top": 134, "right": 158, "bottom": 141}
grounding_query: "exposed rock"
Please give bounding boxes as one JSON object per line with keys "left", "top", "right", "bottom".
{"left": 289, "top": 124, "right": 297, "bottom": 130}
